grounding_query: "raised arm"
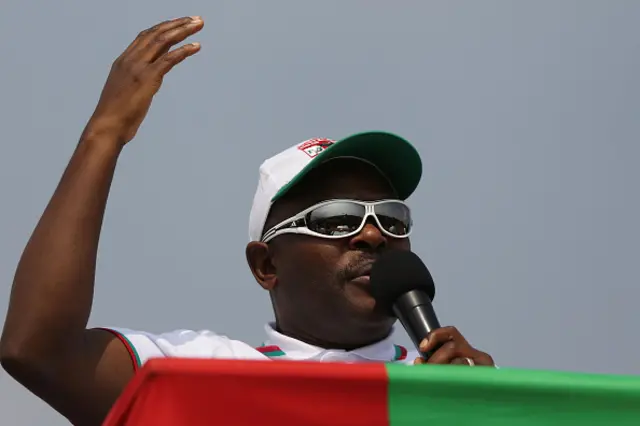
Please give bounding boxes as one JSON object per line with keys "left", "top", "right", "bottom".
{"left": 0, "top": 16, "right": 204, "bottom": 426}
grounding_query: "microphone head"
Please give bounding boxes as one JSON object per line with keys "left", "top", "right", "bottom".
{"left": 370, "top": 250, "right": 436, "bottom": 315}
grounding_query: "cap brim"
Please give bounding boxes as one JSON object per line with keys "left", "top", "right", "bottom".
{"left": 272, "top": 131, "right": 422, "bottom": 202}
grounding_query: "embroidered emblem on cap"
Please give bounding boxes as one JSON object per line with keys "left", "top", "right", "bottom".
{"left": 297, "top": 138, "right": 336, "bottom": 158}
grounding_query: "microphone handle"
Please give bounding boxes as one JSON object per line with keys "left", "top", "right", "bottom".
{"left": 392, "top": 290, "right": 442, "bottom": 361}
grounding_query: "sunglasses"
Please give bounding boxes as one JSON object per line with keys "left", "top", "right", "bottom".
{"left": 261, "top": 199, "right": 413, "bottom": 243}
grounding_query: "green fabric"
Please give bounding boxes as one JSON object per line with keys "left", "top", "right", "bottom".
{"left": 386, "top": 364, "right": 640, "bottom": 425}
{"left": 272, "top": 131, "right": 422, "bottom": 202}
{"left": 260, "top": 349, "right": 286, "bottom": 357}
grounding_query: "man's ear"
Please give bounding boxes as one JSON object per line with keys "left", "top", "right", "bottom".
{"left": 246, "top": 241, "right": 278, "bottom": 290}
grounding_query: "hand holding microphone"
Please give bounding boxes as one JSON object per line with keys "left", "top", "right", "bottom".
{"left": 370, "top": 250, "right": 495, "bottom": 366}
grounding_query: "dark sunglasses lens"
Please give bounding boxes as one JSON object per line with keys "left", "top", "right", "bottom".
{"left": 374, "top": 202, "right": 412, "bottom": 236}
{"left": 307, "top": 202, "right": 366, "bottom": 236}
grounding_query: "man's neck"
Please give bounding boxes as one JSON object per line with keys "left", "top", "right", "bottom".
{"left": 274, "top": 322, "right": 393, "bottom": 351}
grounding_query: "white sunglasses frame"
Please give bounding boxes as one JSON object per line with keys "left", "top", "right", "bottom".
{"left": 260, "top": 199, "right": 413, "bottom": 243}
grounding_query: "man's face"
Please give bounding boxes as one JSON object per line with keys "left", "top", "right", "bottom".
{"left": 247, "top": 158, "right": 412, "bottom": 348}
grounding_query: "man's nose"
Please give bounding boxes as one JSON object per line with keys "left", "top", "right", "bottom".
{"left": 348, "top": 219, "right": 387, "bottom": 251}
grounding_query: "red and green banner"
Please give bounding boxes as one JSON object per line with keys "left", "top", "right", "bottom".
{"left": 104, "top": 358, "right": 640, "bottom": 426}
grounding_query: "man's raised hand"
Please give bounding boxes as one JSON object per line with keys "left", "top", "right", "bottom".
{"left": 87, "top": 16, "right": 204, "bottom": 145}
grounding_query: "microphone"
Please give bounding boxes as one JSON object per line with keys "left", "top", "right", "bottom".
{"left": 370, "top": 250, "right": 441, "bottom": 361}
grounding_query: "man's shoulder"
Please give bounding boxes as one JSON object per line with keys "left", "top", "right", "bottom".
{"left": 99, "top": 327, "right": 266, "bottom": 367}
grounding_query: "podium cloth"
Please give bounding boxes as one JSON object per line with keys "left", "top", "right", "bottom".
{"left": 103, "top": 358, "right": 640, "bottom": 425}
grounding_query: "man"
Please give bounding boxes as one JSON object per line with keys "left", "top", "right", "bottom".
{"left": 0, "top": 16, "right": 494, "bottom": 426}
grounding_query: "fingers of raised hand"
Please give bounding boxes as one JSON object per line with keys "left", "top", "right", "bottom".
{"left": 153, "top": 42, "right": 201, "bottom": 75}
{"left": 112, "top": 17, "right": 203, "bottom": 83}
{"left": 118, "top": 17, "right": 203, "bottom": 64}
{"left": 136, "top": 16, "right": 204, "bottom": 62}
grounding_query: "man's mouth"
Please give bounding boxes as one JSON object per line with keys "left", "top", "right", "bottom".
{"left": 349, "top": 275, "right": 371, "bottom": 285}
{"left": 347, "top": 264, "right": 373, "bottom": 285}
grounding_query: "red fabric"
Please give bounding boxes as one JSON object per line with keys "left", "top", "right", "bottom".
{"left": 255, "top": 345, "right": 282, "bottom": 354}
{"left": 104, "top": 358, "right": 389, "bottom": 426}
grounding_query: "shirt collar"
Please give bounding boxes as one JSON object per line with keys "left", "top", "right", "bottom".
{"left": 260, "top": 323, "right": 407, "bottom": 363}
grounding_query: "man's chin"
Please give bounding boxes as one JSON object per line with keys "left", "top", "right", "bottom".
{"left": 349, "top": 297, "right": 393, "bottom": 322}
{"left": 351, "top": 307, "right": 396, "bottom": 342}
{"left": 345, "top": 282, "right": 374, "bottom": 307}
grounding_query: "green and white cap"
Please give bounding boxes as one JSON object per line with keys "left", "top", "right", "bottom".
{"left": 248, "top": 131, "right": 423, "bottom": 242}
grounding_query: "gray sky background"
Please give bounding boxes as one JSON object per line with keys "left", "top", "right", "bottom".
{"left": 1, "top": 1, "right": 639, "bottom": 424}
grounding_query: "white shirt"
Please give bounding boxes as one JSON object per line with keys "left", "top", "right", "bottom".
{"left": 101, "top": 323, "right": 418, "bottom": 370}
